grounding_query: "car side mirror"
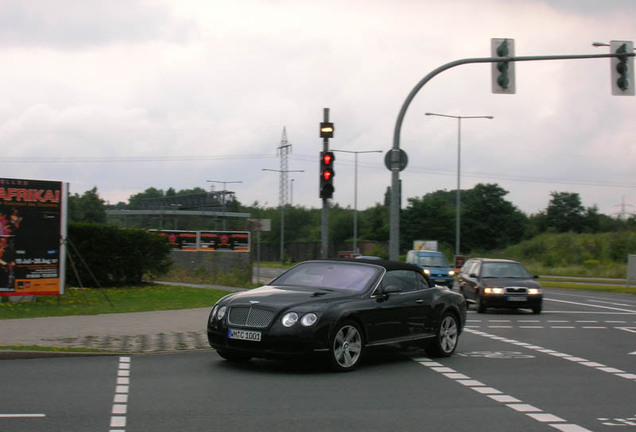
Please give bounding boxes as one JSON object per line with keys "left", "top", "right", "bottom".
{"left": 382, "top": 285, "right": 402, "bottom": 295}
{"left": 469, "top": 273, "right": 478, "bottom": 278}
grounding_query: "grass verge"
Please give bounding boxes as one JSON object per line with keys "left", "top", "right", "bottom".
{"left": 541, "top": 281, "right": 635, "bottom": 294}
{"left": 0, "top": 284, "right": 229, "bottom": 320}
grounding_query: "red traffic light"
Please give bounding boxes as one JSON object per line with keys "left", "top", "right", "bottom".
{"left": 322, "top": 168, "right": 334, "bottom": 181}
{"left": 319, "top": 151, "right": 335, "bottom": 199}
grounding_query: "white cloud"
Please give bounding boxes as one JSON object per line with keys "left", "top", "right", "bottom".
{"left": 0, "top": 0, "right": 634, "bottom": 215}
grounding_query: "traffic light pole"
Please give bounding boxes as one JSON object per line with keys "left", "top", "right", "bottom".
{"left": 321, "top": 108, "right": 330, "bottom": 259}
{"left": 389, "top": 51, "right": 635, "bottom": 261}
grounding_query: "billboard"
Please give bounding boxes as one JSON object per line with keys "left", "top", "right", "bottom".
{"left": 153, "top": 230, "right": 198, "bottom": 251}
{"left": 200, "top": 231, "right": 250, "bottom": 251}
{"left": 0, "top": 178, "right": 68, "bottom": 296}
{"left": 152, "top": 230, "right": 250, "bottom": 252}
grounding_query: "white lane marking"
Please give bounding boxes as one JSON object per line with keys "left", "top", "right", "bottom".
{"left": 466, "top": 328, "right": 636, "bottom": 383}
{"left": 0, "top": 414, "right": 46, "bottom": 418}
{"left": 590, "top": 300, "right": 635, "bottom": 307}
{"left": 545, "top": 311, "right": 636, "bottom": 315}
{"left": 413, "top": 357, "right": 593, "bottom": 432}
{"left": 545, "top": 298, "right": 636, "bottom": 314}
{"left": 110, "top": 356, "right": 131, "bottom": 432}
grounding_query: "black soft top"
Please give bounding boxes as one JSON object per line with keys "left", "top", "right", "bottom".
{"left": 303, "top": 259, "right": 434, "bottom": 286}
{"left": 348, "top": 258, "right": 424, "bottom": 272}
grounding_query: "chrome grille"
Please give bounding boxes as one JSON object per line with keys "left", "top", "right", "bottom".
{"left": 228, "top": 306, "right": 275, "bottom": 328}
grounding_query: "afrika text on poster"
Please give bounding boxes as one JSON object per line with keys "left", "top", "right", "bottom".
{"left": 0, "top": 178, "right": 68, "bottom": 296}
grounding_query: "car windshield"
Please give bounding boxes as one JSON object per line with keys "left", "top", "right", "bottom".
{"left": 273, "top": 262, "right": 381, "bottom": 292}
{"left": 481, "top": 262, "right": 532, "bottom": 278}
{"left": 418, "top": 256, "right": 448, "bottom": 267}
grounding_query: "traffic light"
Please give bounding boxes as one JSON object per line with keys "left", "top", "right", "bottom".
{"left": 610, "top": 40, "right": 634, "bottom": 96}
{"left": 319, "top": 151, "right": 335, "bottom": 199}
{"left": 320, "top": 122, "right": 334, "bottom": 138}
{"left": 491, "top": 38, "right": 515, "bottom": 94}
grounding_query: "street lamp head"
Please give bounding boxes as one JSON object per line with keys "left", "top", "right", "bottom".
{"left": 592, "top": 42, "right": 610, "bottom": 48}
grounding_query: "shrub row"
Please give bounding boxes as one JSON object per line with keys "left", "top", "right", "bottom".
{"left": 66, "top": 223, "right": 172, "bottom": 287}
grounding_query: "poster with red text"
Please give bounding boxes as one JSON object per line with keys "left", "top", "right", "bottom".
{"left": 0, "top": 178, "right": 68, "bottom": 296}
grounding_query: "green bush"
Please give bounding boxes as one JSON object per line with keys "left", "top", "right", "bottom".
{"left": 489, "top": 230, "right": 635, "bottom": 278}
{"left": 66, "top": 223, "right": 172, "bottom": 287}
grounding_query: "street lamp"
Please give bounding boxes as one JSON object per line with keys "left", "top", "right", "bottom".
{"left": 262, "top": 168, "right": 304, "bottom": 264}
{"left": 332, "top": 149, "right": 382, "bottom": 254}
{"left": 425, "top": 112, "right": 493, "bottom": 257}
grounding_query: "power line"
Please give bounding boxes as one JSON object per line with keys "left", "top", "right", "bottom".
{"left": 290, "top": 153, "right": 636, "bottom": 189}
{"left": 0, "top": 154, "right": 275, "bottom": 163}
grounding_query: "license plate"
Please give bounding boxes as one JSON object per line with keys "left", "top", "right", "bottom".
{"left": 228, "top": 329, "right": 262, "bottom": 342}
{"left": 507, "top": 296, "right": 527, "bottom": 302}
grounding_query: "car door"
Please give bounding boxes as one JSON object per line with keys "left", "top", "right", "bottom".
{"left": 363, "top": 269, "right": 424, "bottom": 344}
{"left": 458, "top": 259, "right": 481, "bottom": 301}
{"left": 385, "top": 269, "right": 433, "bottom": 340}
{"left": 407, "top": 271, "right": 437, "bottom": 336}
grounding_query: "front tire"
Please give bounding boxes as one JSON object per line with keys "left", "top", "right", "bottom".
{"left": 328, "top": 321, "right": 364, "bottom": 372}
{"left": 476, "top": 294, "right": 487, "bottom": 313}
{"left": 426, "top": 312, "right": 459, "bottom": 357}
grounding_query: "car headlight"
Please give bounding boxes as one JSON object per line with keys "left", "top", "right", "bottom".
{"left": 423, "top": 269, "right": 431, "bottom": 275}
{"left": 282, "top": 312, "right": 299, "bottom": 327}
{"left": 448, "top": 270, "right": 455, "bottom": 276}
{"left": 528, "top": 288, "right": 541, "bottom": 295}
{"left": 301, "top": 313, "right": 318, "bottom": 327}
{"left": 210, "top": 305, "right": 219, "bottom": 323}
{"left": 484, "top": 287, "right": 504, "bottom": 294}
{"left": 217, "top": 305, "right": 227, "bottom": 320}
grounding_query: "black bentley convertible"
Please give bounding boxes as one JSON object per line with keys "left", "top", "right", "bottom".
{"left": 207, "top": 259, "right": 467, "bottom": 371}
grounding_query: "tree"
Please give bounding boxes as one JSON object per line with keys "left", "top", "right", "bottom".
{"left": 68, "top": 187, "right": 107, "bottom": 224}
{"left": 127, "top": 187, "right": 165, "bottom": 209}
{"left": 461, "top": 183, "right": 527, "bottom": 252}
{"left": 358, "top": 203, "right": 390, "bottom": 242}
{"left": 401, "top": 190, "right": 455, "bottom": 251}
{"left": 541, "top": 192, "right": 586, "bottom": 233}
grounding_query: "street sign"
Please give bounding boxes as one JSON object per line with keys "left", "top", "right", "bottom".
{"left": 384, "top": 149, "right": 408, "bottom": 172}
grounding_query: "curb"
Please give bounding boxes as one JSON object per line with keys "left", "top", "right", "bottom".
{"left": 0, "top": 350, "right": 119, "bottom": 360}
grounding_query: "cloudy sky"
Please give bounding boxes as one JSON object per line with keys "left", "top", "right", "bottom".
{"left": 1, "top": 0, "right": 635, "bottom": 217}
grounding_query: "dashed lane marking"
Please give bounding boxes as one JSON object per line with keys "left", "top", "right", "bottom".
{"left": 110, "top": 356, "right": 131, "bottom": 432}
{"left": 466, "top": 328, "right": 636, "bottom": 382}
{"left": 413, "top": 357, "right": 594, "bottom": 432}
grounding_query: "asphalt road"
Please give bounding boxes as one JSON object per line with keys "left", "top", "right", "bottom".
{"left": 1, "top": 288, "right": 635, "bottom": 432}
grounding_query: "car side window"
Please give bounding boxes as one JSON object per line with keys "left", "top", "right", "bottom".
{"left": 461, "top": 260, "right": 474, "bottom": 276}
{"left": 472, "top": 261, "right": 481, "bottom": 276}
{"left": 382, "top": 270, "right": 421, "bottom": 293}
{"left": 416, "top": 271, "right": 433, "bottom": 289}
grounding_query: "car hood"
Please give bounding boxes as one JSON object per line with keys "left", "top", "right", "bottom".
{"left": 481, "top": 277, "right": 541, "bottom": 289}
{"left": 224, "top": 285, "right": 355, "bottom": 309}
